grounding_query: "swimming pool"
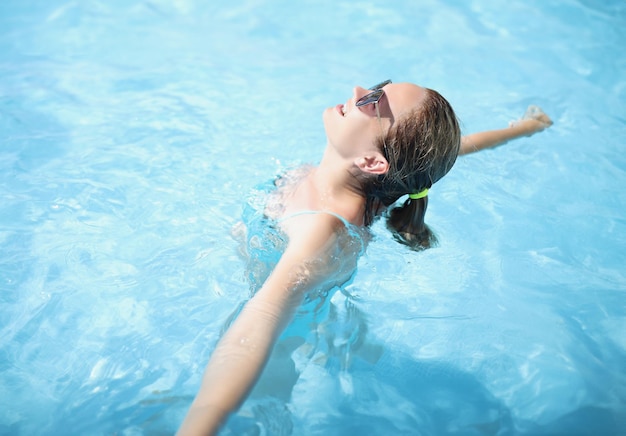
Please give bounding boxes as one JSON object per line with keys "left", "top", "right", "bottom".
{"left": 1, "top": 0, "right": 625, "bottom": 434}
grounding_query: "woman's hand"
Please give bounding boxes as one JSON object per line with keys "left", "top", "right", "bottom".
{"left": 508, "top": 105, "right": 553, "bottom": 136}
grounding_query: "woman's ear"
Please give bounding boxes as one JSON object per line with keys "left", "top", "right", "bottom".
{"left": 354, "top": 151, "right": 389, "bottom": 175}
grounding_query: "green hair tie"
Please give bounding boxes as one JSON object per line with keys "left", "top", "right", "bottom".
{"left": 408, "top": 189, "right": 429, "bottom": 200}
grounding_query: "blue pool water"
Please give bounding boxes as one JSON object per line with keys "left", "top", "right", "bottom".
{"left": 1, "top": 0, "right": 625, "bottom": 434}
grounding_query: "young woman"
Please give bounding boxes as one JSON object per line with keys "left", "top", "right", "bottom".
{"left": 177, "top": 80, "right": 552, "bottom": 435}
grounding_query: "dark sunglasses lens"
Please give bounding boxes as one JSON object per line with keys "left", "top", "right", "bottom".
{"left": 369, "top": 79, "right": 392, "bottom": 91}
{"left": 356, "top": 89, "right": 384, "bottom": 107}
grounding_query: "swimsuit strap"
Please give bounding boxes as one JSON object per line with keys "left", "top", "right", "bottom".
{"left": 278, "top": 210, "right": 351, "bottom": 227}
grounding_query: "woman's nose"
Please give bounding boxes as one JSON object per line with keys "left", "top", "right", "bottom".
{"left": 353, "top": 86, "right": 377, "bottom": 116}
{"left": 353, "top": 86, "right": 368, "bottom": 100}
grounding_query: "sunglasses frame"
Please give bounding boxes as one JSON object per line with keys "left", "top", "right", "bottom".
{"left": 355, "top": 80, "right": 392, "bottom": 107}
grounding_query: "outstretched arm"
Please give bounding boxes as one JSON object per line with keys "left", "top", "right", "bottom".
{"left": 177, "top": 273, "right": 301, "bottom": 435}
{"left": 177, "top": 214, "right": 344, "bottom": 436}
{"left": 460, "top": 105, "right": 552, "bottom": 155}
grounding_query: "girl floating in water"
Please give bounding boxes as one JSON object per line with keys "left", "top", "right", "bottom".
{"left": 178, "top": 80, "right": 551, "bottom": 435}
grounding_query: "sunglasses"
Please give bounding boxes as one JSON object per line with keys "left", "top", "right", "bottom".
{"left": 356, "top": 80, "right": 392, "bottom": 159}
{"left": 355, "top": 79, "right": 392, "bottom": 107}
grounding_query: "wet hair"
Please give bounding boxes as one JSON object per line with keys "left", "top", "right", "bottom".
{"left": 362, "top": 87, "right": 461, "bottom": 250}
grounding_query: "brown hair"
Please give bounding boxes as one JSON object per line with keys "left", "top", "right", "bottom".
{"left": 362, "top": 87, "right": 461, "bottom": 250}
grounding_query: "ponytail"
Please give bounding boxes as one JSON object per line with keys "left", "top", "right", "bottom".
{"left": 386, "top": 195, "right": 437, "bottom": 251}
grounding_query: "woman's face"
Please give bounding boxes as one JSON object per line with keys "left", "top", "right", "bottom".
{"left": 323, "top": 82, "right": 427, "bottom": 161}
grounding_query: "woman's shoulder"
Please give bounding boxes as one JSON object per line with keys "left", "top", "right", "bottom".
{"left": 281, "top": 210, "right": 368, "bottom": 259}
{"left": 280, "top": 210, "right": 347, "bottom": 243}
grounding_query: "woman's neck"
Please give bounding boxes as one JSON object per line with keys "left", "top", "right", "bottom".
{"left": 307, "top": 145, "right": 367, "bottom": 225}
